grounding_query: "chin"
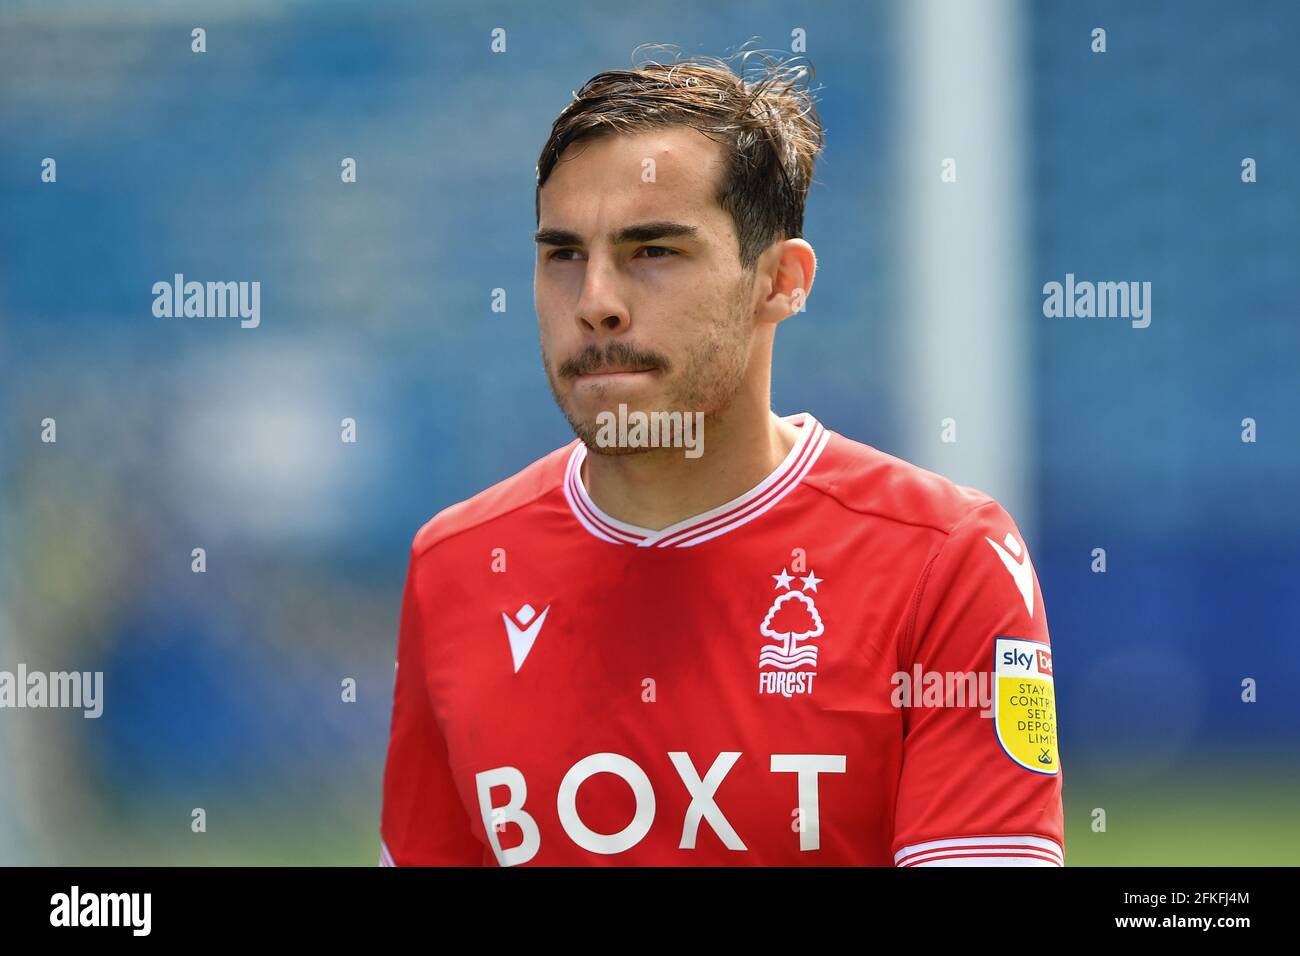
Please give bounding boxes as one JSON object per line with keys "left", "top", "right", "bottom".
{"left": 571, "top": 391, "right": 662, "bottom": 423}
{"left": 565, "top": 415, "right": 632, "bottom": 454}
{"left": 583, "top": 440, "right": 653, "bottom": 458}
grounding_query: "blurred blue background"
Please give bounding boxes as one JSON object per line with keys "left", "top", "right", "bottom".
{"left": 1, "top": 0, "right": 1297, "bottom": 864}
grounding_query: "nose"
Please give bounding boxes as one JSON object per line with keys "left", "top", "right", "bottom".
{"left": 575, "top": 258, "right": 631, "bottom": 337}
{"left": 581, "top": 312, "right": 627, "bottom": 334}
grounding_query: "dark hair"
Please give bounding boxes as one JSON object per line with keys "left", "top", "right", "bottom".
{"left": 535, "top": 45, "right": 825, "bottom": 272}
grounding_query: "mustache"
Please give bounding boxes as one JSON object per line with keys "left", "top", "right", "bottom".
{"left": 558, "top": 342, "right": 671, "bottom": 378}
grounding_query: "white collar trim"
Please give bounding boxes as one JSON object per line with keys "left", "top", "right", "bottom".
{"left": 563, "top": 412, "right": 829, "bottom": 548}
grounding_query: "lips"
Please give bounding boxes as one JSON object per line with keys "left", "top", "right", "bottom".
{"left": 577, "top": 367, "right": 653, "bottom": 377}
{"left": 571, "top": 368, "right": 658, "bottom": 393}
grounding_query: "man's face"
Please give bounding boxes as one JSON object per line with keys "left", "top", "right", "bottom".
{"left": 534, "top": 127, "right": 757, "bottom": 453}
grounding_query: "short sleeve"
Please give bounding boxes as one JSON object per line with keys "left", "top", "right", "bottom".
{"left": 892, "top": 499, "right": 1064, "bottom": 866}
{"left": 379, "top": 550, "right": 485, "bottom": 866}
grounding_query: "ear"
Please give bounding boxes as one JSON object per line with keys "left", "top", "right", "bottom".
{"left": 754, "top": 238, "right": 816, "bottom": 326}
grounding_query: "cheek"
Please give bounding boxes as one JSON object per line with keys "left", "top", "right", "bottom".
{"left": 677, "top": 305, "right": 744, "bottom": 378}
{"left": 536, "top": 297, "right": 567, "bottom": 346}
{"left": 535, "top": 270, "right": 570, "bottom": 319}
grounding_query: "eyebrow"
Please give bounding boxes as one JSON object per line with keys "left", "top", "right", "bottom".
{"left": 534, "top": 221, "right": 700, "bottom": 247}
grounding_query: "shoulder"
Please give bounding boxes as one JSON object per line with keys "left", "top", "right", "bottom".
{"left": 803, "top": 427, "right": 1010, "bottom": 538}
{"left": 410, "top": 441, "right": 576, "bottom": 560}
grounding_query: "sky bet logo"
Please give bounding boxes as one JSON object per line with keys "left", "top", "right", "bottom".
{"left": 1000, "top": 647, "right": 1052, "bottom": 676}
{"left": 1001, "top": 648, "right": 1033, "bottom": 670}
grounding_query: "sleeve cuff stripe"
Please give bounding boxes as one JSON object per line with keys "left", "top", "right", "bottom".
{"left": 380, "top": 840, "right": 397, "bottom": 867}
{"left": 895, "top": 835, "right": 1063, "bottom": 867}
{"left": 902, "top": 850, "right": 1062, "bottom": 867}
{"left": 906, "top": 853, "right": 1062, "bottom": 867}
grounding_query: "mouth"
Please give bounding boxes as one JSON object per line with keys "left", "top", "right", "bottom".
{"left": 573, "top": 367, "right": 657, "bottom": 384}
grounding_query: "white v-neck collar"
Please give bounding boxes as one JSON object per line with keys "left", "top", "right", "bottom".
{"left": 563, "top": 412, "right": 830, "bottom": 548}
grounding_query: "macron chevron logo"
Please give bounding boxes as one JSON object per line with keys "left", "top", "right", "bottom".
{"left": 502, "top": 603, "right": 550, "bottom": 673}
{"left": 984, "top": 532, "right": 1035, "bottom": 619}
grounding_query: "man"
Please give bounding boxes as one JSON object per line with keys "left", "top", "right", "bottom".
{"left": 379, "top": 54, "right": 1063, "bottom": 866}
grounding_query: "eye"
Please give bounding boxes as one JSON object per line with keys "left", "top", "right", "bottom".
{"left": 636, "top": 246, "right": 678, "bottom": 260}
{"left": 548, "top": 248, "right": 580, "bottom": 262}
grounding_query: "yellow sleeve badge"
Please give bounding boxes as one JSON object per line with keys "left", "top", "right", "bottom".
{"left": 994, "top": 637, "right": 1059, "bottom": 774}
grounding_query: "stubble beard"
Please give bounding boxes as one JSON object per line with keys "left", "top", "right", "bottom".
{"left": 541, "top": 290, "right": 753, "bottom": 457}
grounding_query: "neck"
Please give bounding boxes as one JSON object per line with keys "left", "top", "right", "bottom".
{"left": 581, "top": 398, "right": 800, "bottom": 531}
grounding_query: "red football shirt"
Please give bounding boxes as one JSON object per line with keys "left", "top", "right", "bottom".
{"left": 379, "top": 413, "right": 1064, "bottom": 866}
